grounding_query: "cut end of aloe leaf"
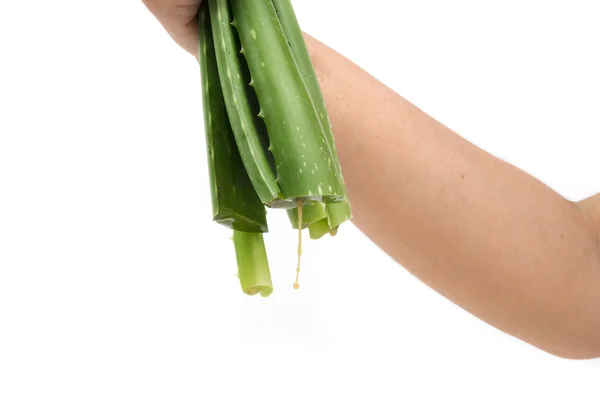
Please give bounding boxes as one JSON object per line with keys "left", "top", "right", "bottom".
{"left": 267, "top": 195, "right": 344, "bottom": 210}
{"left": 287, "top": 201, "right": 326, "bottom": 229}
{"left": 267, "top": 198, "right": 298, "bottom": 210}
{"left": 308, "top": 218, "right": 330, "bottom": 240}
{"left": 233, "top": 230, "right": 273, "bottom": 298}
{"left": 214, "top": 210, "right": 268, "bottom": 233}
{"left": 243, "top": 285, "right": 273, "bottom": 297}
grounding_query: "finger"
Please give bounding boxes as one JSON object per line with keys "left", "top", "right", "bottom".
{"left": 143, "top": 0, "right": 202, "bottom": 56}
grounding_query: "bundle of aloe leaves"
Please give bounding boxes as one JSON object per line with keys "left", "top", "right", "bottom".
{"left": 197, "top": 0, "right": 352, "bottom": 297}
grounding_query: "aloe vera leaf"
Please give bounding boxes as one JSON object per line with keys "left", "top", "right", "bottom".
{"left": 270, "top": 0, "right": 352, "bottom": 233}
{"left": 308, "top": 218, "right": 331, "bottom": 240}
{"left": 286, "top": 201, "right": 326, "bottom": 229}
{"left": 233, "top": 230, "right": 273, "bottom": 297}
{"left": 198, "top": 3, "right": 267, "bottom": 233}
{"left": 208, "top": 0, "right": 289, "bottom": 208}
{"left": 324, "top": 198, "right": 351, "bottom": 235}
{"left": 230, "top": 0, "right": 345, "bottom": 204}
{"left": 270, "top": 0, "right": 334, "bottom": 141}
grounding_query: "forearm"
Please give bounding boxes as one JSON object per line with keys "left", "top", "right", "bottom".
{"left": 303, "top": 34, "right": 600, "bottom": 359}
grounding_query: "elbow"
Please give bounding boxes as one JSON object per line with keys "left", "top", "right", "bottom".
{"left": 557, "top": 316, "right": 600, "bottom": 360}
{"left": 542, "top": 338, "right": 600, "bottom": 360}
{"left": 524, "top": 299, "right": 600, "bottom": 360}
{"left": 549, "top": 224, "right": 600, "bottom": 361}
{"left": 544, "top": 343, "right": 600, "bottom": 361}
{"left": 537, "top": 257, "right": 600, "bottom": 360}
{"left": 544, "top": 297, "right": 600, "bottom": 360}
{"left": 540, "top": 287, "right": 600, "bottom": 360}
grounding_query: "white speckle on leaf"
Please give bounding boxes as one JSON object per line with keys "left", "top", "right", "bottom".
{"left": 299, "top": 168, "right": 303, "bottom": 174}
{"left": 303, "top": 161, "right": 307, "bottom": 167}
{"left": 261, "top": 62, "right": 265, "bottom": 67}
{"left": 328, "top": 185, "right": 332, "bottom": 192}
{"left": 296, "top": 126, "right": 300, "bottom": 131}
{"left": 318, "top": 185, "right": 323, "bottom": 194}
{"left": 250, "top": 29, "right": 257, "bottom": 40}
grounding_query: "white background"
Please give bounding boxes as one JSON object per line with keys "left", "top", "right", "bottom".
{"left": 1, "top": 1, "right": 599, "bottom": 399}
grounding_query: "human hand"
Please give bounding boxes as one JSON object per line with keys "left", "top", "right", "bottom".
{"left": 143, "top": 0, "right": 202, "bottom": 56}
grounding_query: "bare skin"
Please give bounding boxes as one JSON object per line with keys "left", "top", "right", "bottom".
{"left": 143, "top": 0, "right": 600, "bottom": 359}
